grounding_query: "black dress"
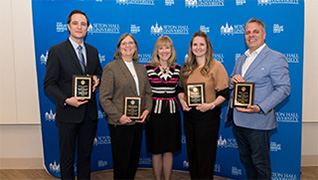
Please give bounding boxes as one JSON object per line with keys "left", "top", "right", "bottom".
{"left": 145, "top": 64, "right": 182, "bottom": 154}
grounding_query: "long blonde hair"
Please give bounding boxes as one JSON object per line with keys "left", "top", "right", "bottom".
{"left": 181, "top": 31, "right": 214, "bottom": 79}
{"left": 150, "top": 36, "right": 177, "bottom": 68}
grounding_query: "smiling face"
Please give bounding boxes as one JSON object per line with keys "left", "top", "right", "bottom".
{"left": 158, "top": 44, "right": 172, "bottom": 62}
{"left": 191, "top": 36, "right": 207, "bottom": 58}
{"left": 120, "top": 36, "right": 137, "bottom": 61}
{"left": 244, "top": 22, "right": 266, "bottom": 53}
{"left": 67, "top": 13, "right": 88, "bottom": 43}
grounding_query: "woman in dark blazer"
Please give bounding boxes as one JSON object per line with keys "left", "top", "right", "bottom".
{"left": 99, "top": 33, "right": 152, "bottom": 180}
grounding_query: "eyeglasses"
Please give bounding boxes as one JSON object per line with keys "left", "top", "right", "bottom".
{"left": 121, "top": 41, "right": 135, "bottom": 46}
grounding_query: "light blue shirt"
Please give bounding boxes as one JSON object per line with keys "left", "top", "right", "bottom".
{"left": 69, "top": 37, "right": 87, "bottom": 65}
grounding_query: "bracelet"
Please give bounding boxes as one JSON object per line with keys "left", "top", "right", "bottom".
{"left": 211, "top": 102, "right": 216, "bottom": 110}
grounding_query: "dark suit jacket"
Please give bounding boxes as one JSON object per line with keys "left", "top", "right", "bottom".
{"left": 99, "top": 58, "right": 153, "bottom": 125}
{"left": 43, "top": 39, "right": 102, "bottom": 123}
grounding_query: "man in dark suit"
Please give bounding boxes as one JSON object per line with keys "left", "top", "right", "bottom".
{"left": 227, "top": 18, "right": 290, "bottom": 179}
{"left": 43, "top": 10, "right": 102, "bottom": 180}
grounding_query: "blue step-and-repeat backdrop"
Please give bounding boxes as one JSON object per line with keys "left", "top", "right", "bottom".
{"left": 32, "top": 0, "right": 303, "bottom": 179}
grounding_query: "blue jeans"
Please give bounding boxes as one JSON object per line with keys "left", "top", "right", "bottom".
{"left": 233, "top": 124, "right": 272, "bottom": 180}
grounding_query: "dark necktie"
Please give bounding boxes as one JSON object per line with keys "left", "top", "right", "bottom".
{"left": 77, "top": 45, "right": 86, "bottom": 74}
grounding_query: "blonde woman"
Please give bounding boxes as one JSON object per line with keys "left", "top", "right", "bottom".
{"left": 145, "top": 36, "right": 181, "bottom": 180}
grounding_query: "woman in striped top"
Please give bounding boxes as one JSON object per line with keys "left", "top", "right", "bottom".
{"left": 145, "top": 36, "right": 181, "bottom": 180}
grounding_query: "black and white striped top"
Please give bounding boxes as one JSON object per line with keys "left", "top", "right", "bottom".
{"left": 145, "top": 63, "right": 181, "bottom": 114}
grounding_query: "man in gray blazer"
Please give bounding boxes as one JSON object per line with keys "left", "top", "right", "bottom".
{"left": 228, "top": 18, "right": 290, "bottom": 179}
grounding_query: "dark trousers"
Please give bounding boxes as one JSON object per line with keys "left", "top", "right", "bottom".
{"left": 109, "top": 123, "right": 143, "bottom": 180}
{"left": 233, "top": 123, "right": 272, "bottom": 180}
{"left": 57, "top": 112, "right": 97, "bottom": 180}
{"left": 183, "top": 108, "right": 221, "bottom": 180}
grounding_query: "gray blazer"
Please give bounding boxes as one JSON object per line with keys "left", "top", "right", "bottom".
{"left": 99, "top": 58, "right": 152, "bottom": 125}
{"left": 227, "top": 45, "right": 291, "bottom": 130}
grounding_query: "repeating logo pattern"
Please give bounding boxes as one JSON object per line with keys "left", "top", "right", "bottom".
{"left": 217, "top": 135, "right": 238, "bottom": 149}
{"left": 151, "top": 23, "right": 189, "bottom": 36}
{"left": 49, "top": 161, "right": 60, "bottom": 173}
{"left": 40, "top": 51, "right": 49, "bottom": 65}
{"left": 88, "top": 23, "right": 120, "bottom": 34}
{"left": 130, "top": 24, "right": 141, "bottom": 34}
{"left": 200, "top": 25, "right": 210, "bottom": 34}
{"left": 276, "top": 112, "right": 299, "bottom": 123}
{"left": 214, "top": 53, "right": 224, "bottom": 63}
{"left": 272, "top": 172, "right": 297, "bottom": 180}
{"left": 258, "top": 0, "right": 299, "bottom": 5}
{"left": 165, "top": 0, "right": 175, "bottom": 6}
{"left": 271, "top": 141, "right": 282, "bottom": 152}
{"left": 139, "top": 158, "right": 152, "bottom": 165}
{"left": 185, "top": 0, "right": 225, "bottom": 7}
{"left": 98, "top": 160, "right": 108, "bottom": 167}
{"left": 285, "top": 53, "right": 299, "bottom": 63}
{"left": 231, "top": 166, "right": 242, "bottom": 176}
{"left": 183, "top": 160, "right": 189, "bottom": 168}
{"left": 273, "top": 24, "right": 284, "bottom": 33}
{"left": 220, "top": 23, "right": 244, "bottom": 35}
{"left": 116, "top": 0, "right": 155, "bottom": 5}
{"left": 45, "top": 109, "right": 56, "bottom": 121}
{"left": 56, "top": 22, "right": 67, "bottom": 32}
{"left": 138, "top": 53, "right": 152, "bottom": 64}
{"left": 33, "top": 0, "right": 303, "bottom": 179}
{"left": 214, "top": 164, "right": 221, "bottom": 173}
{"left": 94, "top": 136, "right": 111, "bottom": 146}
{"left": 236, "top": 0, "right": 246, "bottom": 5}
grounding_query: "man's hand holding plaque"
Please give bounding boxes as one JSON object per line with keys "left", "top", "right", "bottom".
{"left": 72, "top": 75, "right": 93, "bottom": 100}
{"left": 123, "top": 96, "right": 143, "bottom": 120}
{"left": 186, "top": 83, "right": 205, "bottom": 107}
{"left": 233, "top": 82, "right": 255, "bottom": 108}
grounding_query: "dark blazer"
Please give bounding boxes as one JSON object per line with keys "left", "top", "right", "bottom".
{"left": 99, "top": 58, "right": 153, "bottom": 125}
{"left": 43, "top": 39, "right": 102, "bottom": 123}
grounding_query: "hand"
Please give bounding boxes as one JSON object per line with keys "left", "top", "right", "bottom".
{"left": 180, "top": 99, "right": 192, "bottom": 111}
{"left": 236, "top": 105, "right": 260, "bottom": 113}
{"left": 119, "top": 115, "right": 132, "bottom": 125}
{"left": 196, "top": 103, "right": 215, "bottom": 113}
{"left": 230, "top": 74, "right": 245, "bottom": 85}
{"left": 65, "top": 97, "right": 88, "bottom": 108}
{"left": 90, "top": 75, "right": 100, "bottom": 92}
{"left": 136, "top": 110, "right": 149, "bottom": 123}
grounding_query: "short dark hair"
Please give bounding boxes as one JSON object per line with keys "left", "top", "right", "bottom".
{"left": 67, "top": 10, "right": 89, "bottom": 26}
{"left": 244, "top": 18, "right": 265, "bottom": 32}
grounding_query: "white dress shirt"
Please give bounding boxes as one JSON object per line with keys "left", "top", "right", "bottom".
{"left": 242, "top": 43, "right": 266, "bottom": 77}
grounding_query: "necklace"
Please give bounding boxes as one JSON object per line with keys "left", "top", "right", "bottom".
{"left": 162, "top": 67, "right": 167, "bottom": 74}
{"left": 160, "top": 64, "right": 168, "bottom": 74}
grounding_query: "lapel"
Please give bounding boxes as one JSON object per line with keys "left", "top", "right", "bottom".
{"left": 244, "top": 45, "right": 270, "bottom": 78}
{"left": 65, "top": 40, "right": 85, "bottom": 75}
{"left": 84, "top": 43, "right": 93, "bottom": 74}
{"left": 117, "top": 59, "right": 138, "bottom": 95}
{"left": 134, "top": 61, "right": 144, "bottom": 94}
{"left": 236, "top": 54, "right": 247, "bottom": 75}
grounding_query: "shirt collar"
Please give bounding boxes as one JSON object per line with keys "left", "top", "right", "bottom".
{"left": 69, "top": 37, "right": 85, "bottom": 50}
{"left": 244, "top": 43, "right": 266, "bottom": 57}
